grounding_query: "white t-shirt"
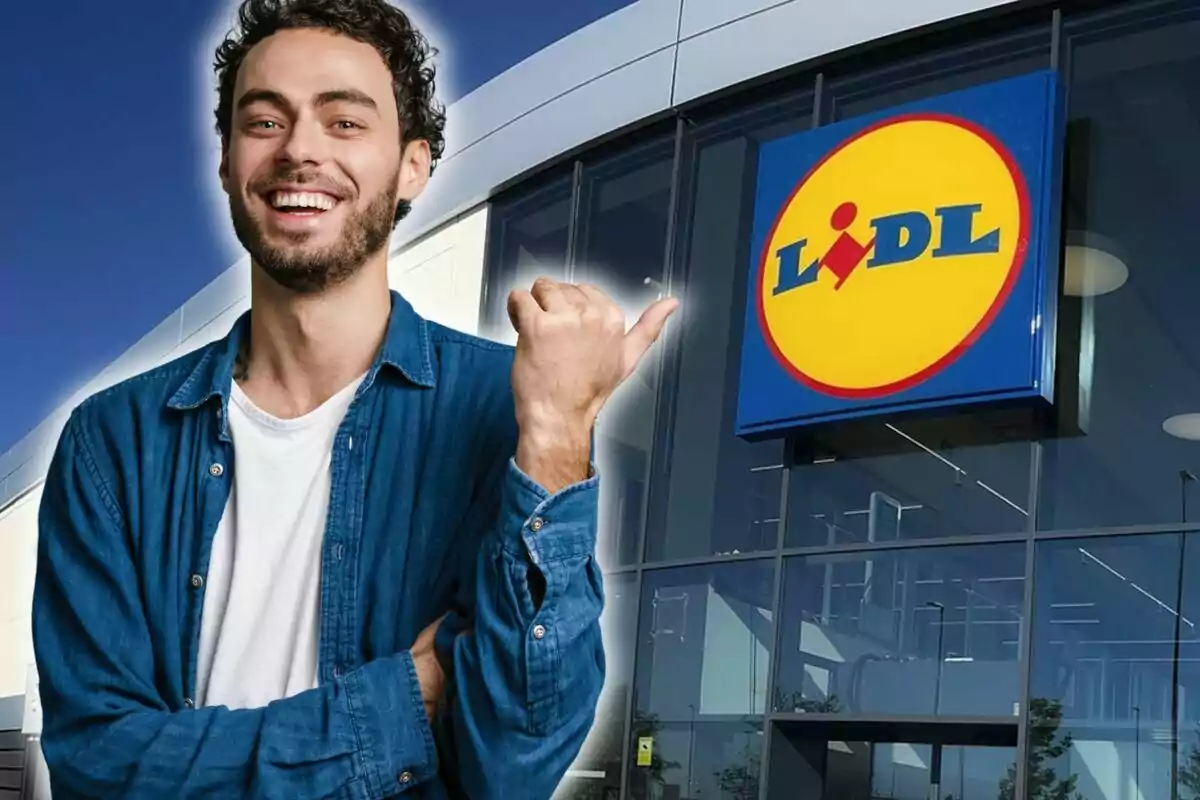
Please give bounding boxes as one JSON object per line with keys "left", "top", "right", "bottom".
{"left": 195, "top": 375, "right": 363, "bottom": 710}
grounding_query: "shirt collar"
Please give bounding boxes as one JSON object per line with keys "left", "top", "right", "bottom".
{"left": 167, "top": 290, "right": 436, "bottom": 421}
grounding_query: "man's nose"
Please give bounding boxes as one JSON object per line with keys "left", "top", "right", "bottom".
{"left": 277, "top": 118, "right": 329, "bottom": 166}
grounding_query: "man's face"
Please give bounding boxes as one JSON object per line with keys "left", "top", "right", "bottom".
{"left": 221, "top": 28, "right": 428, "bottom": 293}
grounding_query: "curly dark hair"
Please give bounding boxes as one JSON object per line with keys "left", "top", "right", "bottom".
{"left": 213, "top": 0, "right": 446, "bottom": 223}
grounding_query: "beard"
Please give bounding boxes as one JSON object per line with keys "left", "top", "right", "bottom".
{"left": 229, "top": 168, "right": 400, "bottom": 294}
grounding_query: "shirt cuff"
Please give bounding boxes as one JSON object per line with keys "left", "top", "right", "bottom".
{"left": 503, "top": 457, "right": 600, "bottom": 564}
{"left": 343, "top": 652, "right": 438, "bottom": 798}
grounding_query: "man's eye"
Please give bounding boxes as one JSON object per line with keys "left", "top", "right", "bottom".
{"left": 250, "top": 120, "right": 279, "bottom": 130}
{"left": 335, "top": 120, "right": 363, "bottom": 130}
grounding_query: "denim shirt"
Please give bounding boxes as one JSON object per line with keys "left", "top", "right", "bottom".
{"left": 31, "top": 291, "right": 606, "bottom": 800}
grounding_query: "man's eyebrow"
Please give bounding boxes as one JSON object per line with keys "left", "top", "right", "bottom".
{"left": 235, "top": 88, "right": 379, "bottom": 113}
{"left": 314, "top": 89, "right": 378, "bottom": 111}
{"left": 236, "top": 88, "right": 290, "bottom": 112}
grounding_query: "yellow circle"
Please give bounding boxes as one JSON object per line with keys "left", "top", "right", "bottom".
{"left": 759, "top": 116, "right": 1027, "bottom": 397}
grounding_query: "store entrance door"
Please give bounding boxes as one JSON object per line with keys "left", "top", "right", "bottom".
{"left": 764, "top": 717, "right": 1019, "bottom": 800}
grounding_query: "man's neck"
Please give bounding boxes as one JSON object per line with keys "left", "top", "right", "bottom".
{"left": 238, "top": 257, "right": 391, "bottom": 419}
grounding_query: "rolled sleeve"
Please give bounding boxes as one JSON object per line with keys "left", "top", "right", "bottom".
{"left": 343, "top": 652, "right": 438, "bottom": 796}
{"left": 435, "top": 455, "right": 606, "bottom": 798}
{"left": 500, "top": 458, "right": 600, "bottom": 564}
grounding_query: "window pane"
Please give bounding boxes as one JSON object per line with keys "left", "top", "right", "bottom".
{"left": 645, "top": 97, "right": 811, "bottom": 563}
{"left": 826, "top": 25, "right": 1052, "bottom": 122}
{"left": 787, "top": 420, "right": 1033, "bottom": 548}
{"left": 633, "top": 560, "right": 776, "bottom": 723}
{"left": 576, "top": 141, "right": 675, "bottom": 568}
{"left": 575, "top": 138, "right": 674, "bottom": 311}
{"left": 481, "top": 175, "right": 572, "bottom": 342}
{"left": 560, "top": 573, "right": 637, "bottom": 800}
{"left": 1037, "top": 3, "right": 1200, "bottom": 530}
{"left": 626, "top": 720, "right": 763, "bottom": 800}
{"left": 773, "top": 543, "right": 1026, "bottom": 718}
{"left": 1029, "top": 532, "right": 1200, "bottom": 800}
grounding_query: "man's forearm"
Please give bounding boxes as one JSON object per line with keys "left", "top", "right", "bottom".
{"left": 514, "top": 417, "right": 592, "bottom": 495}
{"left": 38, "top": 646, "right": 436, "bottom": 799}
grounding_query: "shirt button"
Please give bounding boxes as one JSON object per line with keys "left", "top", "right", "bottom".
{"left": 532, "top": 624, "right": 547, "bottom": 640}
{"left": 183, "top": 697, "right": 194, "bottom": 709}
{"left": 190, "top": 574, "right": 204, "bottom": 589}
{"left": 208, "top": 463, "right": 224, "bottom": 477}
{"left": 530, "top": 517, "right": 545, "bottom": 532}
{"left": 398, "top": 770, "right": 413, "bottom": 785}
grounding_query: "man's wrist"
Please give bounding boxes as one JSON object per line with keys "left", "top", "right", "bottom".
{"left": 515, "top": 416, "right": 592, "bottom": 495}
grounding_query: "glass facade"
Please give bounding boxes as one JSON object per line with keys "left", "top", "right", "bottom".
{"left": 480, "top": 1, "right": 1200, "bottom": 797}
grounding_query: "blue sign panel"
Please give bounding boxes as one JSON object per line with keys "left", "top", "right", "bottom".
{"left": 736, "top": 70, "right": 1065, "bottom": 438}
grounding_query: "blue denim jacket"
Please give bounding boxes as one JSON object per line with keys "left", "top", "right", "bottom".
{"left": 31, "top": 291, "right": 606, "bottom": 799}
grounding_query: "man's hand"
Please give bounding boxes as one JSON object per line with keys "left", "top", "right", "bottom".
{"left": 507, "top": 278, "right": 679, "bottom": 493}
{"left": 411, "top": 614, "right": 448, "bottom": 722}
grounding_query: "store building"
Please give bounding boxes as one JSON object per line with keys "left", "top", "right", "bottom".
{"left": 3, "top": 0, "right": 1200, "bottom": 797}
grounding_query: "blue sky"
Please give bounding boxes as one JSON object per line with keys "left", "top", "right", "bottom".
{"left": 0, "top": 0, "right": 634, "bottom": 455}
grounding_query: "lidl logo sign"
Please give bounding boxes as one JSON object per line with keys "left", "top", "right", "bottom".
{"left": 736, "top": 71, "right": 1064, "bottom": 437}
{"left": 761, "top": 115, "right": 1027, "bottom": 397}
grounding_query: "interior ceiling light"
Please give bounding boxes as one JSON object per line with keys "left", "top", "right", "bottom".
{"left": 1062, "top": 231, "right": 1129, "bottom": 297}
{"left": 1163, "top": 414, "right": 1200, "bottom": 441}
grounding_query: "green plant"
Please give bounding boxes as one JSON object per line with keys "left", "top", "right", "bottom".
{"left": 997, "top": 698, "right": 1083, "bottom": 800}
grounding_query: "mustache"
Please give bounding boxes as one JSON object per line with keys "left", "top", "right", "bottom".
{"left": 250, "top": 170, "right": 351, "bottom": 200}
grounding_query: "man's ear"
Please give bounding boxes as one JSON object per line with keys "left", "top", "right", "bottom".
{"left": 396, "top": 139, "right": 431, "bottom": 202}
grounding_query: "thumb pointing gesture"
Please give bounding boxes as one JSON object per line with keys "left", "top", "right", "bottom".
{"left": 623, "top": 297, "right": 680, "bottom": 379}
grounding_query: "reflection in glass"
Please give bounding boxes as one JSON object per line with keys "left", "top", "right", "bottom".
{"left": 826, "top": 24, "right": 1051, "bottom": 122}
{"left": 576, "top": 142, "right": 675, "bottom": 567}
{"left": 787, "top": 420, "right": 1033, "bottom": 548}
{"left": 633, "top": 560, "right": 775, "bottom": 724}
{"left": 481, "top": 176, "right": 572, "bottom": 343}
{"left": 561, "top": 574, "right": 637, "bottom": 800}
{"left": 765, "top": 730, "right": 1018, "bottom": 799}
{"left": 645, "top": 101, "right": 810, "bottom": 563}
{"left": 626, "top": 720, "right": 762, "bottom": 800}
{"left": 867, "top": 743, "right": 1016, "bottom": 800}
{"left": 825, "top": 22, "right": 1051, "bottom": 122}
{"left": 774, "top": 543, "right": 1026, "bottom": 718}
{"left": 575, "top": 139, "right": 674, "bottom": 313}
{"left": 1030, "top": 533, "right": 1200, "bottom": 800}
{"left": 1037, "top": 4, "right": 1200, "bottom": 530}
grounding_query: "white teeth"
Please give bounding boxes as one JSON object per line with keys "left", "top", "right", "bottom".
{"left": 270, "top": 191, "right": 336, "bottom": 211}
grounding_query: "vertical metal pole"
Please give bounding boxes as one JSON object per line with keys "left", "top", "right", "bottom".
{"left": 616, "top": 570, "right": 643, "bottom": 800}
{"left": 929, "top": 743, "right": 943, "bottom": 800}
{"left": 1013, "top": 11, "right": 1062, "bottom": 800}
{"left": 1171, "top": 472, "right": 1192, "bottom": 800}
{"left": 1134, "top": 705, "right": 1141, "bottom": 792}
{"left": 758, "top": 461, "right": 793, "bottom": 799}
{"left": 927, "top": 602, "right": 945, "bottom": 716}
{"left": 1014, "top": 440, "right": 1044, "bottom": 800}
{"left": 1172, "top": 538, "right": 1185, "bottom": 800}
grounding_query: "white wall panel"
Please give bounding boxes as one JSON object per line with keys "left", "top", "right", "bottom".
{"left": 442, "top": 0, "right": 681, "bottom": 158}
{"left": 174, "top": 298, "right": 248, "bottom": 356}
{"left": 678, "top": 0, "right": 783, "bottom": 40}
{"left": 673, "top": 0, "right": 1021, "bottom": 105}
{"left": 388, "top": 206, "right": 489, "bottom": 336}
{"left": 0, "top": 487, "right": 42, "bottom": 700}
{"left": 180, "top": 258, "right": 250, "bottom": 342}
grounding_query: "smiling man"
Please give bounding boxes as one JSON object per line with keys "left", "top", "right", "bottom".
{"left": 30, "top": 0, "right": 677, "bottom": 798}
